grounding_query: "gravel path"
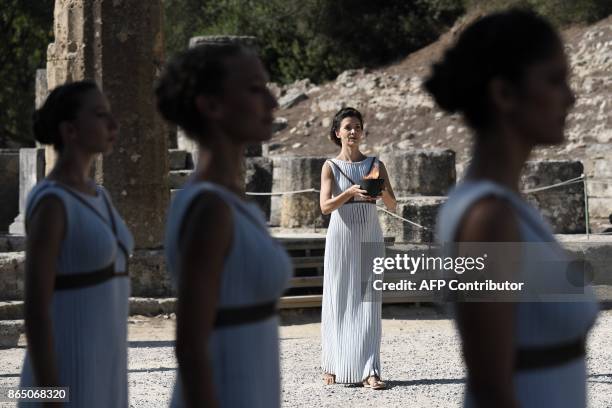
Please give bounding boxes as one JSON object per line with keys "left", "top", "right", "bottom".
{"left": 1, "top": 307, "right": 610, "bottom": 407}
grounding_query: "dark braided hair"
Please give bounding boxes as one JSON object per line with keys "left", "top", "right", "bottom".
{"left": 329, "top": 107, "right": 364, "bottom": 146}
{"left": 33, "top": 80, "right": 99, "bottom": 151}
{"left": 424, "top": 9, "right": 563, "bottom": 131}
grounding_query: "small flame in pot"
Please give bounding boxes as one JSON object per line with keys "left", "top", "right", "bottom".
{"left": 363, "top": 162, "right": 380, "bottom": 179}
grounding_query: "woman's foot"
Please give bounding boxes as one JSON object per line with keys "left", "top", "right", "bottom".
{"left": 363, "top": 375, "right": 386, "bottom": 390}
{"left": 323, "top": 373, "right": 336, "bottom": 385}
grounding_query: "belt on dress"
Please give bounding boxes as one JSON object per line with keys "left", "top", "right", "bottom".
{"left": 515, "top": 337, "right": 586, "bottom": 370}
{"left": 214, "top": 301, "right": 278, "bottom": 328}
{"left": 55, "top": 264, "right": 128, "bottom": 291}
{"left": 344, "top": 199, "right": 376, "bottom": 205}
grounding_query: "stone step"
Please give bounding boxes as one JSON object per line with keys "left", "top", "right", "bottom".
{"left": 0, "top": 319, "right": 22, "bottom": 348}
{"left": 168, "top": 149, "right": 194, "bottom": 171}
{"left": 168, "top": 170, "right": 192, "bottom": 190}
{"left": 589, "top": 198, "right": 612, "bottom": 219}
{"left": 0, "top": 234, "right": 25, "bottom": 252}
{"left": 587, "top": 178, "right": 612, "bottom": 197}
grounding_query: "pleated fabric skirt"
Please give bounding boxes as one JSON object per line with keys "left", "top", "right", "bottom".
{"left": 321, "top": 203, "right": 384, "bottom": 383}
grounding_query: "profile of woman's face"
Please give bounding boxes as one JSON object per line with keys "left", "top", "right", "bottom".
{"left": 510, "top": 50, "right": 575, "bottom": 145}
{"left": 336, "top": 116, "right": 364, "bottom": 147}
{"left": 65, "top": 89, "right": 119, "bottom": 154}
{"left": 217, "top": 54, "right": 278, "bottom": 143}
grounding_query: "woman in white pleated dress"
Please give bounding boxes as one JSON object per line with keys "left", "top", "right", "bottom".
{"left": 156, "top": 44, "right": 292, "bottom": 408}
{"left": 20, "top": 80, "right": 134, "bottom": 407}
{"left": 319, "top": 107, "right": 397, "bottom": 389}
{"left": 426, "top": 10, "right": 599, "bottom": 407}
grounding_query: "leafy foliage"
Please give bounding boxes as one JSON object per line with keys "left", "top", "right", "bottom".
{"left": 163, "top": 0, "right": 465, "bottom": 84}
{"left": 0, "top": 0, "right": 53, "bottom": 146}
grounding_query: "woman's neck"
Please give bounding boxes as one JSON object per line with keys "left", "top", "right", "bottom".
{"left": 337, "top": 145, "right": 365, "bottom": 162}
{"left": 193, "top": 136, "right": 245, "bottom": 197}
{"left": 48, "top": 149, "right": 97, "bottom": 193}
{"left": 466, "top": 126, "right": 532, "bottom": 193}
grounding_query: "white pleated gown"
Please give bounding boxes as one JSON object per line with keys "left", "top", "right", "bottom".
{"left": 165, "top": 181, "right": 292, "bottom": 408}
{"left": 436, "top": 179, "right": 599, "bottom": 407}
{"left": 19, "top": 179, "right": 134, "bottom": 408}
{"left": 321, "top": 157, "right": 385, "bottom": 383}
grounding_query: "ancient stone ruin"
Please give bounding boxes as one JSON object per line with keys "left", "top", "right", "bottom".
{"left": 0, "top": 2, "right": 611, "bottom": 347}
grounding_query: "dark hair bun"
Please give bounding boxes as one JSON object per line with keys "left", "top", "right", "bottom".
{"left": 32, "top": 80, "right": 99, "bottom": 151}
{"left": 423, "top": 9, "right": 562, "bottom": 130}
{"left": 155, "top": 44, "right": 246, "bottom": 138}
{"left": 32, "top": 108, "right": 56, "bottom": 145}
{"left": 423, "top": 49, "right": 463, "bottom": 114}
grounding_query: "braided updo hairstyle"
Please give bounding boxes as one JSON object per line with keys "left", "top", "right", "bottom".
{"left": 155, "top": 43, "right": 248, "bottom": 143}
{"left": 329, "top": 107, "right": 364, "bottom": 146}
{"left": 424, "top": 9, "right": 563, "bottom": 131}
{"left": 32, "top": 80, "right": 99, "bottom": 151}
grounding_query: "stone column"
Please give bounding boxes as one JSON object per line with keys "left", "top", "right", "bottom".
{"left": 8, "top": 149, "right": 46, "bottom": 235}
{"left": 273, "top": 156, "right": 329, "bottom": 228}
{"left": 95, "top": 1, "right": 169, "bottom": 248}
{"left": 9, "top": 69, "right": 48, "bottom": 235}
{"left": 521, "top": 160, "right": 586, "bottom": 234}
{"left": 379, "top": 149, "right": 456, "bottom": 197}
{"left": 45, "top": 0, "right": 98, "bottom": 174}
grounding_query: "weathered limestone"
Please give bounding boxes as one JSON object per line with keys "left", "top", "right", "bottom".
{"left": 42, "top": 1, "right": 170, "bottom": 248}
{"left": 129, "top": 250, "right": 174, "bottom": 297}
{"left": 245, "top": 157, "right": 273, "bottom": 220}
{"left": 0, "top": 150, "right": 19, "bottom": 232}
{"left": 380, "top": 149, "right": 456, "bottom": 196}
{"left": 521, "top": 161, "right": 586, "bottom": 234}
{"left": 34, "top": 69, "right": 48, "bottom": 111}
{"left": 0, "top": 253, "right": 24, "bottom": 301}
{"left": 585, "top": 144, "right": 612, "bottom": 220}
{"left": 272, "top": 157, "right": 329, "bottom": 228}
{"left": 380, "top": 197, "right": 446, "bottom": 244}
{"left": 95, "top": 1, "right": 169, "bottom": 248}
{"left": 9, "top": 148, "right": 46, "bottom": 235}
{"left": 0, "top": 320, "right": 23, "bottom": 348}
{"left": 45, "top": 0, "right": 99, "bottom": 174}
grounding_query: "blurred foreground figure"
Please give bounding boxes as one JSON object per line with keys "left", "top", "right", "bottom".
{"left": 20, "top": 80, "right": 134, "bottom": 407}
{"left": 156, "top": 44, "right": 292, "bottom": 408}
{"left": 429, "top": 9, "right": 598, "bottom": 408}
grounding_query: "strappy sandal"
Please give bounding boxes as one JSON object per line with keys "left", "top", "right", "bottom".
{"left": 323, "top": 372, "right": 336, "bottom": 385}
{"left": 363, "top": 375, "right": 386, "bottom": 390}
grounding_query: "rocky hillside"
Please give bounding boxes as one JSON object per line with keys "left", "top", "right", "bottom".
{"left": 266, "top": 14, "right": 612, "bottom": 177}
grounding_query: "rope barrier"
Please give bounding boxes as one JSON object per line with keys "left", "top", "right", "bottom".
{"left": 246, "top": 188, "right": 319, "bottom": 196}
{"left": 242, "top": 174, "right": 609, "bottom": 233}
{"left": 375, "top": 205, "right": 430, "bottom": 230}
{"left": 522, "top": 175, "right": 585, "bottom": 194}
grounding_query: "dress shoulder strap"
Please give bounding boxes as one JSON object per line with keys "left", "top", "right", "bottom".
{"left": 436, "top": 181, "right": 517, "bottom": 243}
{"left": 366, "top": 156, "right": 377, "bottom": 175}
{"left": 326, "top": 159, "right": 357, "bottom": 185}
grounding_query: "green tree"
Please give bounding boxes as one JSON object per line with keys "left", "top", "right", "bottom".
{"left": 0, "top": 0, "right": 53, "bottom": 147}
{"left": 163, "top": 0, "right": 465, "bottom": 84}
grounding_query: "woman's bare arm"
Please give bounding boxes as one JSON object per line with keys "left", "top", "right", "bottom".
{"left": 378, "top": 161, "right": 397, "bottom": 212}
{"left": 319, "top": 162, "right": 368, "bottom": 215}
{"left": 175, "top": 192, "right": 232, "bottom": 408}
{"left": 24, "top": 196, "right": 64, "bottom": 389}
{"left": 455, "top": 197, "right": 520, "bottom": 408}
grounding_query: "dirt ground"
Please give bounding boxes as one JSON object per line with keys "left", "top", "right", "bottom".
{"left": 0, "top": 307, "right": 611, "bottom": 407}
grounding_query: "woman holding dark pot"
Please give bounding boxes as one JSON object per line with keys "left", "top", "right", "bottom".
{"left": 319, "top": 107, "right": 397, "bottom": 389}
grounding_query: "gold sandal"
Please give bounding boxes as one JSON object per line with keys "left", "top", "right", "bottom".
{"left": 363, "top": 375, "right": 386, "bottom": 390}
{"left": 323, "top": 372, "right": 336, "bottom": 385}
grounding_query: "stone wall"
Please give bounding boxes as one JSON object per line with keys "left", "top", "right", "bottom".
{"left": 522, "top": 161, "right": 586, "bottom": 234}
{"left": 0, "top": 150, "right": 19, "bottom": 232}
